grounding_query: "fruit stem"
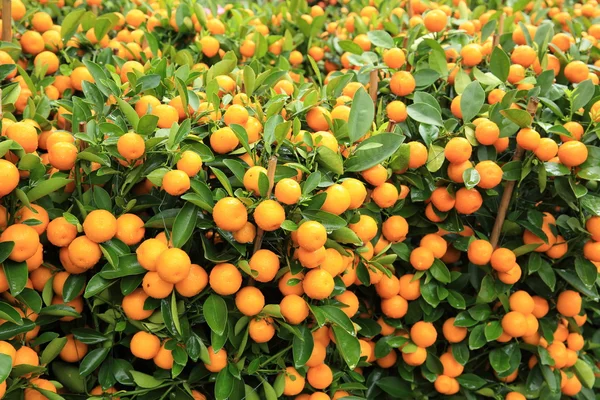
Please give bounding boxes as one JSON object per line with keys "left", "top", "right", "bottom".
{"left": 493, "top": 13, "right": 505, "bottom": 48}
{"left": 252, "top": 156, "right": 278, "bottom": 254}
{"left": 369, "top": 70, "right": 378, "bottom": 105}
{"left": 1, "top": 0, "right": 11, "bottom": 42}
{"left": 490, "top": 97, "right": 539, "bottom": 248}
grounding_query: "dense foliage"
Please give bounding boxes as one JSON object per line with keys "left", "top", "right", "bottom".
{"left": 0, "top": 0, "right": 598, "bottom": 399}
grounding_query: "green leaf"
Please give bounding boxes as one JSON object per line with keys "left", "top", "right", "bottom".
{"left": 61, "top": 9, "right": 86, "bottom": 42}
{"left": 210, "top": 167, "right": 233, "bottom": 197}
{"left": 40, "top": 337, "right": 68, "bottom": 365}
{"left": 0, "top": 354, "right": 10, "bottom": 383}
{"left": 292, "top": 325, "right": 314, "bottom": 369}
{"left": 502, "top": 161, "right": 522, "bottom": 181}
{"left": 243, "top": 65, "right": 256, "bottom": 96}
{"left": 72, "top": 328, "right": 109, "bottom": 344}
{"left": 367, "top": 30, "right": 395, "bottom": 48}
{"left": 490, "top": 47, "right": 510, "bottom": 82}
{"left": 463, "top": 168, "right": 480, "bottom": 190}
{"left": 130, "top": 371, "right": 164, "bottom": 389}
{"left": 376, "top": 376, "right": 412, "bottom": 397}
{"left": 39, "top": 305, "right": 80, "bottom": 318}
{"left": 468, "top": 325, "right": 486, "bottom": 350}
{"left": 116, "top": 97, "right": 140, "bottom": 130}
{"left": 572, "top": 79, "right": 595, "bottom": 111}
{"left": 332, "top": 325, "right": 361, "bottom": 369}
{"left": 500, "top": 109, "right": 532, "bottom": 128}
{"left": 484, "top": 321, "right": 503, "bottom": 341}
{"left": 79, "top": 347, "right": 110, "bottom": 377}
{"left": 556, "top": 269, "right": 599, "bottom": 300}
{"left": 460, "top": 81, "right": 485, "bottom": 122}
{"left": 0, "top": 242, "right": 13, "bottom": 264}
{"left": 3, "top": 261, "right": 28, "bottom": 296}
{"left": 574, "top": 359, "right": 595, "bottom": 389}
{"left": 301, "top": 210, "right": 346, "bottom": 230}
{"left": 407, "top": 103, "right": 444, "bottom": 126}
{"left": 0, "top": 319, "right": 35, "bottom": 340}
{"left": 430, "top": 259, "right": 451, "bottom": 283}
{"left": 62, "top": 273, "right": 86, "bottom": 303}
{"left": 27, "top": 178, "right": 73, "bottom": 201}
{"left": 348, "top": 87, "right": 374, "bottom": 143}
{"left": 318, "top": 305, "right": 355, "bottom": 333}
{"left": 457, "top": 374, "right": 487, "bottom": 390}
{"left": 172, "top": 203, "right": 198, "bottom": 248}
{"left": 316, "top": 146, "right": 344, "bottom": 175}
{"left": 345, "top": 133, "right": 404, "bottom": 172}
{"left": 338, "top": 40, "right": 364, "bottom": 55}
{"left": 215, "top": 368, "right": 234, "bottom": 400}
{"left": 203, "top": 294, "right": 228, "bottom": 336}
{"left": 575, "top": 257, "right": 597, "bottom": 287}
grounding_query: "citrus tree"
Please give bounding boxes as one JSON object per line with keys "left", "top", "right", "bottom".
{"left": 0, "top": 0, "right": 598, "bottom": 399}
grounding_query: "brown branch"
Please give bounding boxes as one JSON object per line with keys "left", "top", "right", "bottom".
{"left": 2, "top": 0, "right": 11, "bottom": 42}
{"left": 369, "top": 69, "right": 378, "bottom": 118}
{"left": 489, "top": 97, "right": 539, "bottom": 248}
{"left": 493, "top": 14, "right": 505, "bottom": 48}
{"left": 252, "top": 156, "right": 278, "bottom": 254}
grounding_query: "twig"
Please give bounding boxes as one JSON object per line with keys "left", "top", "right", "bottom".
{"left": 2, "top": 0, "right": 11, "bottom": 42}
{"left": 369, "top": 69, "right": 378, "bottom": 117}
{"left": 489, "top": 97, "right": 539, "bottom": 248}
{"left": 252, "top": 156, "right": 278, "bottom": 254}
{"left": 493, "top": 14, "right": 505, "bottom": 48}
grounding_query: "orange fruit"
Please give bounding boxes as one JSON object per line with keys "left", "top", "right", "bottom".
{"left": 303, "top": 268, "right": 334, "bottom": 299}
{"left": 490, "top": 248, "right": 516, "bottom": 272}
{"left": 122, "top": 288, "right": 155, "bottom": 320}
{"left": 213, "top": 197, "right": 248, "bottom": 232}
{"left": 558, "top": 141, "right": 588, "bottom": 167}
{"left": 249, "top": 249, "right": 280, "bottom": 282}
{"left": 115, "top": 213, "right": 145, "bottom": 245}
{"left": 382, "top": 215, "right": 408, "bottom": 243}
{"left": 175, "top": 264, "right": 208, "bottom": 297}
{"left": 15, "top": 204, "right": 49, "bottom": 235}
{"left": 235, "top": 286, "right": 265, "bottom": 316}
{"left": 556, "top": 290, "right": 581, "bottom": 317}
{"left": 442, "top": 318, "right": 467, "bottom": 343}
{"left": 162, "top": 170, "right": 191, "bottom": 196}
{"left": 249, "top": 317, "right": 276, "bottom": 343}
{"left": 117, "top": 132, "right": 145, "bottom": 162}
{"left": 306, "top": 106, "right": 332, "bottom": 131}
{"left": 445, "top": 137, "right": 472, "bottom": 164}
{"left": 1, "top": 224, "right": 40, "bottom": 262}
{"left": 411, "top": 321, "right": 437, "bottom": 347}
{"left": 280, "top": 294, "right": 309, "bottom": 324}
{"left": 381, "top": 295, "right": 408, "bottom": 318}
{"left": 142, "top": 271, "right": 174, "bottom": 299}
{"left": 254, "top": 200, "right": 285, "bottom": 231}
{"left": 177, "top": 150, "right": 203, "bottom": 177}
{"left": 501, "top": 311, "right": 527, "bottom": 337}
{"left": 130, "top": 331, "right": 161, "bottom": 359}
{"left": 320, "top": 183, "right": 351, "bottom": 215}
{"left": 59, "top": 334, "right": 88, "bottom": 362}
{"left": 410, "top": 246, "right": 435, "bottom": 271}
{"left": 509, "top": 290, "right": 535, "bottom": 314}
{"left": 156, "top": 248, "right": 191, "bottom": 284}
{"left": 454, "top": 187, "right": 483, "bottom": 215}
{"left": 390, "top": 71, "right": 416, "bottom": 96}
{"left": 83, "top": 209, "right": 118, "bottom": 243}
{"left": 424, "top": 9, "right": 447, "bottom": 32}
{"left": 282, "top": 367, "right": 305, "bottom": 396}
{"left": 383, "top": 48, "right": 406, "bottom": 69}
{"left": 209, "top": 263, "right": 242, "bottom": 295}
